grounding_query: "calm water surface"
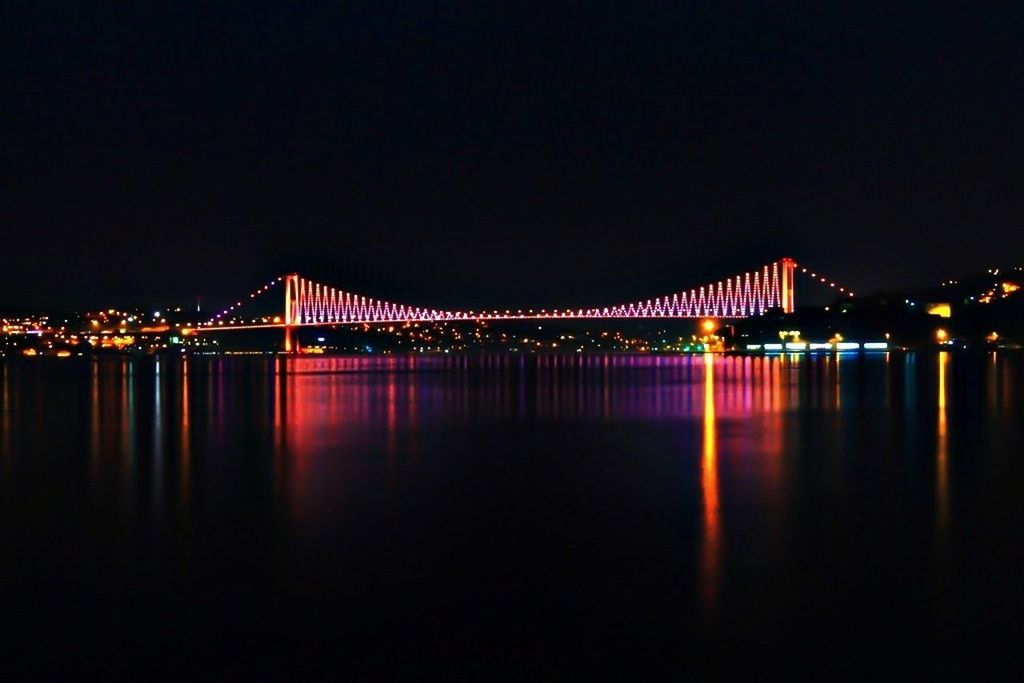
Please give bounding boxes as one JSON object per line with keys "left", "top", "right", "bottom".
{"left": 1, "top": 353, "right": 1022, "bottom": 678}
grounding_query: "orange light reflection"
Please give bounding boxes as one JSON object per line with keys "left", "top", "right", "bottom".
{"left": 700, "top": 353, "right": 720, "bottom": 614}
{"left": 936, "top": 351, "right": 949, "bottom": 531}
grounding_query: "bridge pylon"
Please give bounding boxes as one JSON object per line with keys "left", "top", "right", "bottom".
{"left": 781, "top": 257, "right": 795, "bottom": 313}
{"left": 283, "top": 273, "right": 299, "bottom": 353}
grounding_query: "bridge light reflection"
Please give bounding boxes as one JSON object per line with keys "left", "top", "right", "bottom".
{"left": 700, "top": 352, "right": 721, "bottom": 615}
{"left": 936, "top": 351, "right": 949, "bottom": 531}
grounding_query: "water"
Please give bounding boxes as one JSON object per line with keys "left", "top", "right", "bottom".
{"left": 1, "top": 352, "right": 1022, "bottom": 678}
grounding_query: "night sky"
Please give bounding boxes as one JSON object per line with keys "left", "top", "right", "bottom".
{"left": 7, "top": 3, "right": 1024, "bottom": 311}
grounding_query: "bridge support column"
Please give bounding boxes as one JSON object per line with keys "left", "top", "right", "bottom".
{"left": 781, "top": 258, "right": 795, "bottom": 314}
{"left": 284, "top": 274, "right": 299, "bottom": 353}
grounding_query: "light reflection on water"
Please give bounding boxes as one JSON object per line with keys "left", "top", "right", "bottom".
{"left": 700, "top": 353, "right": 719, "bottom": 616}
{"left": 0, "top": 352, "right": 1022, "bottom": 677}
{"left": 937, "top": 351, "right": 950, "bottom": 531}
{"left": 4, "top": 352, "right": 1019, "bottom": 529}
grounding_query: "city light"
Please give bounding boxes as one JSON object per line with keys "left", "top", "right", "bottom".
{"left": 253, "top": 260, "right": 805, "bottom": 327}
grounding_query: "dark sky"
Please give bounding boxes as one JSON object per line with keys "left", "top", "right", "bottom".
{"left": 6, "top": 2, "right": 1024, "bottom": 311}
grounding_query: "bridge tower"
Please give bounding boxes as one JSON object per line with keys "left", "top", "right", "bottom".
{"left": 781, "top": 257, "right": 795, "bottom": 313}
{"left": 283, "top": 273, "right": 299, "bottom": 353}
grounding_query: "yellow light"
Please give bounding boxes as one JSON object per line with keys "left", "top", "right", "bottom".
{"left": 702, "top": 320, "right": 717, "bottom": 333}
{"left": 101, "top": 335, "right": 135, "bottom": 349}
{"left": 56, "top": 350, "right": 71, "bottom": 358}
{"left": 935, "top": 328, "right": 948, "bottom": 342}
{"left": 927, "top": 303, "right": 951, "bottom": 318}
{"left": 987, "top": 331, "right": 999, "bottom": 341}
{"left": 22, "top": 348, "right": 37, "bottom": 357}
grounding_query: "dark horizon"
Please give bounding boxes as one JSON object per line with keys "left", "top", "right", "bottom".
{"left": 7, "top": 3, "right": 1024, "bottom": 311}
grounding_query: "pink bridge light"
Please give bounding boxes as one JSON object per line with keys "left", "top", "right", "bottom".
{"left": 280, "top": 259, "right": 796, "bottom": 326}
{"left": 196, "top": 258, "right": 855, "bottom": 332}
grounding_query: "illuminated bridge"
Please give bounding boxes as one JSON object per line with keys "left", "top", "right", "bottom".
{"left": 187, "top": 258, "right": 853, "bottom": 351}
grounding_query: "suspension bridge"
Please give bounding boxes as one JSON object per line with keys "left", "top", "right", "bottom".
{"left": 185, "top": 258, "right": 854, "bottom": 351}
